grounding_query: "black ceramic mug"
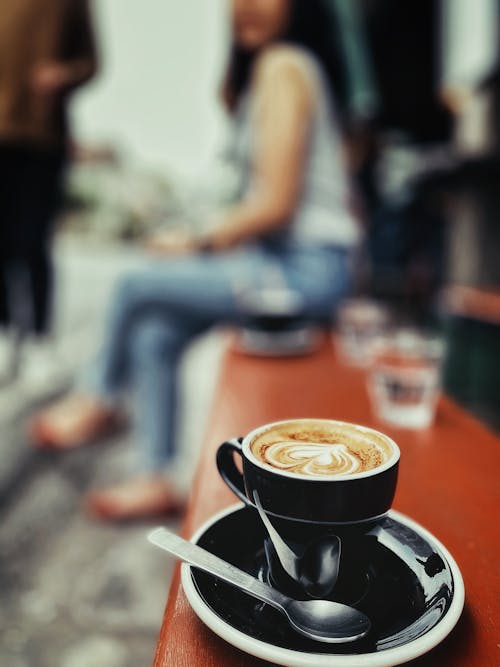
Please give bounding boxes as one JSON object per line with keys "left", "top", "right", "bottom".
{"left": 216, "top": 418, "right": 400, "bottom": 598}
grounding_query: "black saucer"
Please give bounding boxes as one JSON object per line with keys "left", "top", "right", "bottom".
{"left": 181, "top": 504, "right": 464, "bottom": 666}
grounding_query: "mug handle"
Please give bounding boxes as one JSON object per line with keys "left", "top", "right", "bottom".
{"left": 216, "top": 437, "right": 248, "bottom": 504}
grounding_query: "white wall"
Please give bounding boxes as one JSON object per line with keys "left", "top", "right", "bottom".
{"left": 443, "top": 0, "right": 497, "bottom": 87}
{"left": 71, "top": 0, "right": 228, "bottom": 179}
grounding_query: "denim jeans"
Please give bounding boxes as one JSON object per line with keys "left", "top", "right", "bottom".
{"left": 89, "top": 243, "right": 353, "bottom": 473}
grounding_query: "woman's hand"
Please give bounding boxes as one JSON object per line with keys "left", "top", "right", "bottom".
{"left": 145, "top": 229, "right": 198, "bottom": 256}
{"left": 440, "top": 85, "right": 473, "bottom": 114}
{"left": 31, "top": 62, "right": 73, "bottom": 95}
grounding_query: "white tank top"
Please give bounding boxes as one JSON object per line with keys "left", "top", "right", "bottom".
{"left": 229, "top": 47, "right": 361, "bottom": 248}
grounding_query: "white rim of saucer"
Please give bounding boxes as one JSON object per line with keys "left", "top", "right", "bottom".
{"left": 181, "top": 503, "right": 465, "bottom": 667}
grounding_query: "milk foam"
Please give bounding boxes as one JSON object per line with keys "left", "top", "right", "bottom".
{"left": 250, "top": 421, "right": 393, "bottom": 477}
{"left": 265, "top": 441, "right": 361, "bottom": 475}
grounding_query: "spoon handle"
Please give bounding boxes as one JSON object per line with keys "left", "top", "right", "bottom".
{"left": 253, "top": 491, "right": 299, "bottom": 579}
{"left": 148, "top": 527, "right": 287, "bottom": 611}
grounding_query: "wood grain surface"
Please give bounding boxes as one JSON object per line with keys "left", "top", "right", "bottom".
{"left": 153, "top": 337, "right": 500, "bottom": 667}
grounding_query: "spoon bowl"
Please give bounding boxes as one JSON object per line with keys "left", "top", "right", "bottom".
{"left": 253, "top": 490, "right": 341, "bottom": 598}
{"left": 284, "top": 598, "right": 371, "bottom": 643}
{"left": 298, "top": 535, "right": 341, "bottom": 598}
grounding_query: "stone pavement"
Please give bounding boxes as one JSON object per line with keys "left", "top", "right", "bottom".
{"left": 0, "top": 238, "right": 225, "bottom": 667}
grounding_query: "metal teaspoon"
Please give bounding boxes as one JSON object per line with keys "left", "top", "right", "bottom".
{"left": 148, "top": 527, "right": 370, "bottom": 644}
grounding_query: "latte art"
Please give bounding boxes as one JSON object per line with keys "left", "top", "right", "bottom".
{"left": 264, "top": 441, "right": 362, "bottom": 475}
{"left": 250, "top": 420, "right": 393, "bottom": 477}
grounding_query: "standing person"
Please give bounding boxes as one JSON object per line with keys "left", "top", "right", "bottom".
{"left": 364, "top": 0, "right": 454, "bottom": 316}
{"left": 32, "top": 0, "right": 361, "bottom": 520}
{"left": 0, "top": 0, "right": 97, "bottom": 387}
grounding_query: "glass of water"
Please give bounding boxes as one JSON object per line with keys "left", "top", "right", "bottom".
{"left": 336, "top": 298, "right": 391, "bottom": 367}
{"left": 367, "top": 329, "right": 445, "bottom": 429}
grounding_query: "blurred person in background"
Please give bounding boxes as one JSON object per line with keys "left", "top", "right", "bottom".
{"left": 32, "top": 0, "right": 361, "bottom": 520}
{"left": 356, "top": 0, "right": 454, "bottom": 319}
{"left": 0, "top": 0, "right": 97, "bottom": 389}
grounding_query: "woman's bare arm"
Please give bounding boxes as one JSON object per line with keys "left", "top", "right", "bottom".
{"left": 206, "top": 47, "right": 315, "bottom": 250}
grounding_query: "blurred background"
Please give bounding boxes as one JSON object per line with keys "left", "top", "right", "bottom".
{"left": 0, "top": 1, "right": 499, "bottom": 666}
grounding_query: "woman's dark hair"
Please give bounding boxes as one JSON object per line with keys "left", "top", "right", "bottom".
{"left": 223, "top": 0, "right": 347, "bottom": 120}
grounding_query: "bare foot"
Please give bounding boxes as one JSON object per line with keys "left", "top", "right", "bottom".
{"left": 84, "top": 476, "right": 186, "bottom": 521}
{"left": 29, "top": 394, "right": 122, "bottom": 449}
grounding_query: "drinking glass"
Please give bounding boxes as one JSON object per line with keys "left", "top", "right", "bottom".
{"left": 367, "top": 329, "right": 445, "bottom": 429}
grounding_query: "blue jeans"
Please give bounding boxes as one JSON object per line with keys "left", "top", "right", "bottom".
{"left": 89, "top": 243, "right": 353, "bottom": 473}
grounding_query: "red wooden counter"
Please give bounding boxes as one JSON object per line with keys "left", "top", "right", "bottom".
{"left": 153, "top": 338, "right": 499, "bottom": 667}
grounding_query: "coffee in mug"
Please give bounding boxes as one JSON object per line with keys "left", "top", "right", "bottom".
{"left": 250, "top": 419, "right": 393, "bottom": 477}
{"left": 217, "top": 419, "right": 399, "bottom": 524}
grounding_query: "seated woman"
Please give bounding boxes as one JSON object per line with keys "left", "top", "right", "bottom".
{"left": 31, "top": 0, "right": 361, "bottom": 519}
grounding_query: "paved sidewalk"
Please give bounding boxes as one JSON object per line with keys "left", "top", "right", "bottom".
{"left": 0, "top": 238, "right": 225, "bottom": 667}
